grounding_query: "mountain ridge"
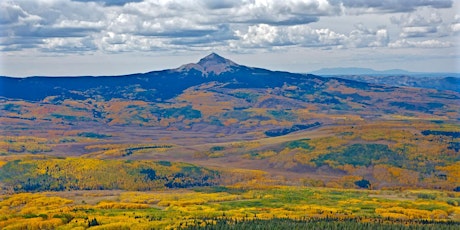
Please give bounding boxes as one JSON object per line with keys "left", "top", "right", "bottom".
{"left": 311, "top": 67, "right": 459, "bottom": 76}
{"left": 311, "top": 67, "right": 415, "bottom": 75}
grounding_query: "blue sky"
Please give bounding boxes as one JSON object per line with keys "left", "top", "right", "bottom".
{"left": 1, "top": 0, "right": 459, "bottom": 77}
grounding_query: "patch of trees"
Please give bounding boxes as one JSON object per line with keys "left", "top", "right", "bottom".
{"left": 210, "top": 146, "right": 225, "bottom": 152}
{"left": 312, "top": 93, "right": 342, "bottom": 104}
{"left": 231, "top": 91, "right": 259, "bottom": 103}
{"left": 153, "top": 105, "right": 202, "bottom": 120}
{"left": 222, "top": 110, "right": 254, "bottom": 121}
{"left": 390, "top": 102, "right": 444, "bottom": 113}
{"left": 88, "top": 218, "right": 100, "bottom": 227}
{"left": 2, "top": 103, "right": 22, "bottom": 112}
{"left": 286, "top": 139, "right": 313, "bottom": 150}
{"left": 124, "top": 145, "right": 174, "bottom": 156}
{"left": 312, "top": 144, "right": 406, "bottom": 168}
{"left": 164, "top": 166, "right": 219, "bottom": 189}
{"left": 448, "top": 142, "right": 460, "bottom": 152}
{"left": 330, "top": 92, "right": 371, "bottom": 101}
{"left": 158, "top": 160, "right": 172, "bottom": 166}
{"left": 77, "top": 132, "right": 112, "bottom": 139}
{"left": 268, "top": 110, "right": 297, "bottom": 121}
{"left": 265, "top": 122, "right": 321, "bottom": 137}
{"left": 421, "top": 130, "right": 460, "bottom": 138}
{"left": 354, "top": 179, "right": 371, "bottom": 189}
{"left": 0, "top": 159, "right": 220, "bottom": 192}
{"left": 51, "top": 113, "right": 90, "bottom": 122}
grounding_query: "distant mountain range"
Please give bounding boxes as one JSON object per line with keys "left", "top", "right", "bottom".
{"left": 309, "top": 67, "right": 459, "bottom": 92}
{"left": 322, "top": 75, "right": 460, "bottom": 92}
{"left": 310, "top": 67, "right": 459, "bottom": 77}
{"left": 311, "top": 67, "right": 413, "bottom": 76}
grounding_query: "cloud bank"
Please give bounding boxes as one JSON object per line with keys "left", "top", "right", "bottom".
{"left": 1, "top": 0, "right": 457, "bottom": 55}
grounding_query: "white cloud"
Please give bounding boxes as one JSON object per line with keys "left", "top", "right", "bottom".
{"left": 391, "top": 11, "right": 445, "bottom": 38}
{"left": 1, "top": 0, "right": 457, "bottom": 54}
{"left": 228, "top": 0, "right": 340, "bottom": 25}
{"left": 40, "top": 37, "right": 96, "bottom": 52}
{"left": 336, "top": 0, "right": 452, "bottom": 13}
{"left": 451, "top": 23, "right": 460, "bottom": 33}
{"left": 235, "top": 23, "right": 390, "bottom": 49}
{"left": 391, "top": 12, "right": 442, "bottom": 26}
{"left": 97, "top": 32, "right": 170, "bottom": 52}
{"left": 451, "top": 14, "right": 460, "bottom": 33}
{"left": 0, "top": 0, "right": 106, "bottom": 51}
{"left": 0, "top": 2, "right": 41, "bottom": 25}
{"left": 400, "top": 26, "right": 438, "bottom": 37}
{"left": 389, "top": 39, "right": 452, "bottom": 48}
{"left": 346, "top": 24, "right": 389, "bottom": 47}
{"left": 235, "top": 24, "right": 280, "bottom": 47}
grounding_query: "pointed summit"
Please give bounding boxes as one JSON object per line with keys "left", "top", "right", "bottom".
{"left": 197, "top": 53, "right": 238, "bottom": 75}
{"left": 197, "top": 53, "right": 235, "bottom": 67}
{"left": 176, "top": 53, "right": 239, "bottom": 76}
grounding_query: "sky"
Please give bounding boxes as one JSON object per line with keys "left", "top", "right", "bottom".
{"left": 0, "top": 0, "right": 459, "bottom": 77}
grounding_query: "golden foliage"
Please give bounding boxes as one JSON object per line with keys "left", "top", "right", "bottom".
{"left": 1, "top": 187, "right": 459, "bottom": 229}
{"left": 95, "top": 201, "right": 150, "bottom": 209}
{"left": 437, "top": 162, "right": 460, "bottom": 184}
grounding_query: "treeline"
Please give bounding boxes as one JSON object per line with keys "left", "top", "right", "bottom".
{"left": 183, "top": 217, "right": 460, "bottom": 230}
{"left": 0, "top": 158, "right": 220, "bottom": 192}
{"left": 265, "top": 122, "right": 321, "bottom": 137}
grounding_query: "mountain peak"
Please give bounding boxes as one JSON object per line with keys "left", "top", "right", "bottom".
{"left": 175, "top": 53, "right": 238, "bottom": 76}
{"left": 197, "top": 53, "right": 237, "bottom": 70}
{"left": 197, "top": 53, "right": 231, "bottom": 66}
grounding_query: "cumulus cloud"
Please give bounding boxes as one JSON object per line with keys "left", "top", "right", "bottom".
{"left": 0, "top": 0, "right": 457, "bottom": 54}
{"left": 234, "top": 24, "right": 346, "bottom": 48}
{"left": 97, "top": 33, "right": 169, "bottom": 52}
{"left": 451, "top": 14, "right": 460, "bottom": 33}
{"left": 0, "top": 0, "right": 106, "bottom": 51}
{"left": 1, "top": 0, "right": 342, "bottom": 53}
{"left": 234, "top": 23, "right": 389, "bottom": 49}
{"left": 227, "top": 0, "right": 339, "bottom": 25}
{"left": 40, "top": 37, "right": 97, "bottom": 52}
{"left": 391, "top": 11, "right": 444, "bottom": 37}
{"left": 346, "top": 24, "right": 389, "bottom": 47}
